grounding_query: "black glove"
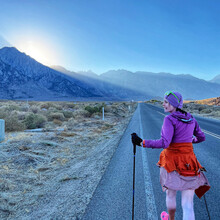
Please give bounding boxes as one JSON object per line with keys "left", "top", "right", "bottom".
{"left": 131, "top": 133, "right": 143, "bottom": 146}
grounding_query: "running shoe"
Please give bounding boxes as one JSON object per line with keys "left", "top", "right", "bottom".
{"left": 161, "top": 211, "right": 169, "bottom": 220}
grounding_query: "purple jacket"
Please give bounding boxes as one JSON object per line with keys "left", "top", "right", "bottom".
{"left": 143, "top": 111, "right": 205, "bottom": 149}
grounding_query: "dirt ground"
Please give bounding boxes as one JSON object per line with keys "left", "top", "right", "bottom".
{"left": 0, "top": 102, "right": 137, "bottom": 220}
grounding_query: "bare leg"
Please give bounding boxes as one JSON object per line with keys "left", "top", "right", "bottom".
{"left": 166, "top": 189, "right": 177, "bottom": 220}
{"left": 181, "top": 190, "right": 195, "bottom": 220}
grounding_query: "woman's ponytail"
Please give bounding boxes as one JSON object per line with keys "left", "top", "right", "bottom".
{"left": 176, "top": 107, "right": 187, "bottom": 115}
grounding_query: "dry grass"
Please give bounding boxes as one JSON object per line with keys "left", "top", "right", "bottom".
{"left": 0, "top": 100, "right": 137, "bottom": 132}
{"left": 184, "top": 97, "right": 220, "bottom": 106}
{"left": 0, "top": 100, "right": 137, "bottom": 219}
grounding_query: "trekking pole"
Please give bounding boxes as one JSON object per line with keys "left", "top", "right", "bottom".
{"left": 204, "top": 195, "right": 211, "bottom": 220}
{"left": 132, "top": 142, "right": 136, "bottom": 220}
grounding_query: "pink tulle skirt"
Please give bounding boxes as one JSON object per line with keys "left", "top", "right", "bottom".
{"left": 159, "top": 167, "right": 210, "bottom": 198}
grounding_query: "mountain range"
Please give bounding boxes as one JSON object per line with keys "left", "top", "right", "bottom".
{"left": 0, "top": 46, "right": 220, "bottom": 101}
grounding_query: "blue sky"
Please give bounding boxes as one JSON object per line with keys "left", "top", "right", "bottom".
{"left": 0, "top": 0, "right": 220, "bottom": 80}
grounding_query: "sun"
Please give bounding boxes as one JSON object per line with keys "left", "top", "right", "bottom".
{"left": 18, "top": 40, "right": 56, "bottom": 66}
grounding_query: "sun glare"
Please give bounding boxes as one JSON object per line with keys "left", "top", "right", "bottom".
{"left": 18, "top": 40, "right": 56, "bottom": 66}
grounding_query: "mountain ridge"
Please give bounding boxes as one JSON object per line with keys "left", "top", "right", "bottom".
{"left": 1, "top": 46, "right": 220, "bottom": 101}
{"left": 0, "top": 47, "right": 103, "bottom": 100}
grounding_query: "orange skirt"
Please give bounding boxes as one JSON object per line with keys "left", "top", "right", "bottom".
{"left": 157, "top": 142, "right": 210, "bottom": 198}
{"left": 157, "top": 142, "right": 203, "bottom": 176}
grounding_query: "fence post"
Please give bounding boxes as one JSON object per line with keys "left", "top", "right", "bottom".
{"left": 102, "top": 107, "right": 104, "bottom": 121}
{"left": 128, "top": 105, "right": 131, "bottom": 112}
{"left": 0, "top": 119, "right": 5, "bottom": 142}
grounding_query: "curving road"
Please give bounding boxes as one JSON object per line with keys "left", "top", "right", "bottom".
{"left": 82, "top": 103, "right": 220, "bottom": 220}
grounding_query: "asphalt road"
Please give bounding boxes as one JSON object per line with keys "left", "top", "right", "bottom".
{"left": 82, "top": 103, "right": 220, "bottom": 220}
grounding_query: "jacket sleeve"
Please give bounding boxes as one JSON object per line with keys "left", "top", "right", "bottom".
{"left": 192, "top": 120, "right": 205, "bottom": 143}
{"left": 142, "top": 116, "right": 174, "bottom": 149}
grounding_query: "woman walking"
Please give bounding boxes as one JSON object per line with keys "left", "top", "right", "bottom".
{"left": 132, "top": 91, "right": 210, "bottom": 220}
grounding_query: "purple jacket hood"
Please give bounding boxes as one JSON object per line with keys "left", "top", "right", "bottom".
{"left": 169, "top": 111, "right": 194, "bottom": 123}
{"left": 143, "top": 110, "right": 205, "bottom": 149}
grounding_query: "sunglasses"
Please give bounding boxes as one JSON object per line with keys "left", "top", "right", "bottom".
{"left": 164, "top": 91, "right": 180, "bottom": 103}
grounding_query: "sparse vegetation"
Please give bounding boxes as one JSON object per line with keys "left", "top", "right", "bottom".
{"left": 5, "top": 113, "right": 26, "bottom": 131}
{"left": 184, "top": 97, "right": 220, "bottom": 106}
{"left": 24, "top": 113, "right": 47, "bottom": 129}
{"left": 47, "top": 112, "right": 65, "bottom": 121}
{"left": 0, "top": 100, "right": 137, "bottom": 219}
{"left": 84, "top": 104, "right": 105, "bottom": 116}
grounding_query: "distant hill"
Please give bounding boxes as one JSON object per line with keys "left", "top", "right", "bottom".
{"left": 50, "top": 66, "right": 145, "bottom": 100}
{"left": 210, "top": 74, "right": 220, "bottom": 84}
{"left": 51, "top": 65, "right": 98, "bottom": 78}
{"left": 184, "top": 97, "right": 220, "bottom": 106}
{"left": 99, "top": 70, "right": 220, "bottom": 100}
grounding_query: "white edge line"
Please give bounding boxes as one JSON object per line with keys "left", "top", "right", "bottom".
{"left": 157, "top": 111, "right": 166, "bottom": 116}
{"left": 139, "top": 104, "right": 158, "bottom": 220}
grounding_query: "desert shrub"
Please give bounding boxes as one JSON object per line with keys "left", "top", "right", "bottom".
{"left": 19, "top": 105, "right": 30, "bottom": 112}
{"left": 85, "top": 105, "right": 105, "bottom": 116}
{"left": 85, "top": 106, "right": 99, "bottom": 114}
{"left": 5, "top": 113, "right": 25, "bottom": 132}
{"left": 40, "top": 102, "right": 56, "bottom": 110}
{"left": 24, "top": 113, "right": 47, "bottom": 129}
{"left": 17, "top": 112, "right": 27, "bottom": 120}
{"left": 64, "top": 103, "right": 75, "bottom": 108}
{"left": 30, "top": 105, "right": 40, "bottom": 114}
{"left": 104, "top": 106, "right": 112, "bottom": 113}
{"left": 72, "top": 109, "right": 90, "bottom": 118}
{"left": 47, "top": 112, "right": 65, "bottom": 121}
{"left": 48, "top": 107, "right": 59, "bottom": 112}
{"left": 62, "top": 111, "right": 74, "bottom": 119}
{"left": 5, "top": 104, "right": 20, "bottom": 111}
{"left": 150, "top": 99, "right": 160, "bottom": 103}
{"left": 2, "top": 111, "right": 25, "bottom": 131}
{"left": 200, "top": 109, "right": 212, "bottom": 114}
{"left": 214, "top": 111, "right": 220, "bottom": 117}
{"left": 49, "top": 104, "right": 62, "bottom": 111}
{"left": 0, "top": 108, "right": 7, "bottom": 119}
{"left": 198, "top": 106, "right": 206, "bottom": 111}
{"left": 53, "top": 119, "right": 63, "bottom": 126}
{"left": 212, "top": 107, "right": 220, "bottom": 112}
{"left": 65, "top": 118, "right": 75, "bottom": 129}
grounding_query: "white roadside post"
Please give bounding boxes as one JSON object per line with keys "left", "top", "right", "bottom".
{"left": 102, "top": 107, "right": 104, "bottom": 121}
{"left": 0, "top": 119, "right": 5, "bottom": 142}
{"left": 128, "top": 105, "right": 131, "bottom": 113}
